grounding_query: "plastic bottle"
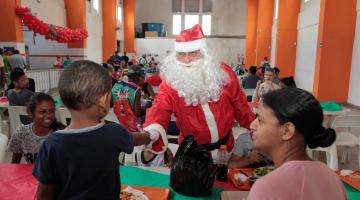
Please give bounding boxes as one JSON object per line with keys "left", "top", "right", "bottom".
{"left": 216, "top": 145, "right": 229, "bottom": 182}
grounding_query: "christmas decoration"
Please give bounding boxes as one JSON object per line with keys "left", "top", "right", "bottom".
{"left": 15, "top": 6, "right": 88, "bottom": 43}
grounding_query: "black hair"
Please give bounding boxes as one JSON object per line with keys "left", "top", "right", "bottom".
{"left": 27, "top": 92, "right": 63, "bottom": 131}
{"left": 274, "top": 67, "right": 280, "bottom": 75}
{"left": 264, "top": 67, "right": 275, "bottom": 74}
{"left": 0, "top": 48, "right": 3, "bottom": 55}
{"left": 13, "top": 50, "right": 19, "bottom": 54}
{"left": 58, "top": 60, "right": 112, "bottom": 110}
{"left": 280, "top": 76, "right": 297, "bottom": 88}
{"left": 128, "top": 61, "right": 134, "bottom": 66}
{"left": 249, "top": 66, "right": 257, "bottom": 75}
{"left": 262, "top": 88, "right": 336, "bottom": 149}
{"left": 10, "top": 68, "right": 25, "bottom": 82}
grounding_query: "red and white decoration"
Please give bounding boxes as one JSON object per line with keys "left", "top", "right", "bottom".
{"left": 15, "top": 6, "right": 88, "bottom": 43}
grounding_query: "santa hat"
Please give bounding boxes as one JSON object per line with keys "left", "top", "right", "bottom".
{"left": 175, "top": 24, "right": 206, "bottom": 52}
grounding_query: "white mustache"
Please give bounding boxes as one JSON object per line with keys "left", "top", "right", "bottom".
{"left": 176, "top": 59, "right": 204, "bottom": 67}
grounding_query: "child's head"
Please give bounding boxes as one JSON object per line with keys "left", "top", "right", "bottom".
{"left": 263, "top": 68, "right": 275, "bottom": 81}
{"left": 27, "top": 93, "right": 56, "bottom": 129}
{"left": 10, "top": 68, "right": 29, "bottom": 89}
{"left": 249, "top": 66, "right": 257, "bottom": 75}
{"left": 58, "top": 60, "right": 112, "bottom": 116}
{"left": 250, "top": 88, "right": 336, "bottom": 154}
{"left": 127, "top": 65, "right": 145, "bottom": 86}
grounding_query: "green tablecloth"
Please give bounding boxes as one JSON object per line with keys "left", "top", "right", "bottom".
{"left": 120, "top": 166, "right": 360, "bottom": 200}
{"left": 120, "top": 166, "right": 223, "bottom": 200}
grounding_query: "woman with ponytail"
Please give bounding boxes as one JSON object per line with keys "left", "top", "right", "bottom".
{"left": 248, "top": 88, "right": 346, "bottom": 200}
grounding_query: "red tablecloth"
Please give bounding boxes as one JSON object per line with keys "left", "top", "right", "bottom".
{"left": 0, "top": 164, "right": 37, "bottom": 200}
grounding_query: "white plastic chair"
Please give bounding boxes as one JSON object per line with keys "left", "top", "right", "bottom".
{"left": 331, "top": 115, "right": 360, "bottom": 167}
{"left": 0, "top": 133, "right": 8, "bottom": 162}
{"left": 8, "top": 106, "right": 28, "bottom": 137}
{"left": 307, "top": 144, "right": 338, "bottom": 170}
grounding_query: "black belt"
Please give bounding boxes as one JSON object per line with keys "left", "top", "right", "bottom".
{"left": 199, "top": 132, "right": 231, "bottom": 151}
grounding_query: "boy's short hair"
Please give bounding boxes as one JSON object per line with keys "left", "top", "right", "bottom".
{"left": 58, "top": 60, "right": 112, "bottom": 110}
{"left": 10, "top": 68, "right": 25, "bottom": 82}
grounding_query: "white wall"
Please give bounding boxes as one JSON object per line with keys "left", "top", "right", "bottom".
{"left": 270, "top": 20, "right": 277, "bottom": 67}
{"left": 135, "top": 0, "right": 246, "bottom": 37}
{"left": 86, "top": 0, "right": 103, "bottom": 63}
{"left": 22, "top": 0, "right": 66, "bottom": 27}
{"left": 348, "top": 0, "right": 360, "bottom": 106}
{"left": 212, "top": 0, "right": 247, "bottom": 36}
{"left": 135, "top": 38, "right": 245, "bottom": 65}
{"left": 294, "top": 0, "right": 321, "bottom": 92}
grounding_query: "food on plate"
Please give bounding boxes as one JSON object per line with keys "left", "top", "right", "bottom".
{"left": 120, "top": 187, "right": 149, "bottom": 200}
{"left": 253, "top": 166, "right": 274, "bottom": 177}
{"left": 234, "top": 172, "right": 248, "bottom": 186}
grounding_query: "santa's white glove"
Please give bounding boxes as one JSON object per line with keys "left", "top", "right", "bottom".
{"left": 148, "top": 130, "right": 160, "bottom": 142}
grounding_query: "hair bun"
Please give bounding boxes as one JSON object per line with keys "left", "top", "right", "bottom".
{"left": 307, "top": 127, "right": 336, "bottom": 149}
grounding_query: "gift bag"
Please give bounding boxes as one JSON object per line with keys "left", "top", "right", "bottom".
{"left": 169, "top": 136, "right": 215, "bottom": 197}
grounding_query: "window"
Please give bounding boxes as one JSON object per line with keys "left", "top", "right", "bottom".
{"left": 305, "top": 0, "right": 310, "bottom": 2}
{"left": 172, "top": 15, "right": 182, "bottom": 35}
{"left": 93, "top": 0, "right": 99, "bottom": 13}
{"left": 185, "top": 15, "right": 199, "bottom": 29}
{"left": 275, "top": 0, "right": 279, "bottom": 19}
{"left": 202, "top": 15, "right": 211, "bottom": 36}
{"left": 172, "top": 0, "right": 212, "bottom": 36}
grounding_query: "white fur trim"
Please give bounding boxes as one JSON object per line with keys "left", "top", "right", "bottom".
{"left": 143, "top": 123, "right": 168, "bottom": 154}
{"left": 175, "top": 38, "right": 206, "bottom": 52}
{"left": 201, "top": 104, "right": 219, "bottom": 143}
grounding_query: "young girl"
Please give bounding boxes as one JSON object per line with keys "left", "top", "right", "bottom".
{"left": 7, "top": 93, "right": 63, "bottom": 164}
{"left": 252, "top": 68, "right": 280, "bottom": 102}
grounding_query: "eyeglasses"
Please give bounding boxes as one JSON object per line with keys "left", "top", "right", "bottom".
{"left": 176, "top": 50, "right": 201, "bottom": 59}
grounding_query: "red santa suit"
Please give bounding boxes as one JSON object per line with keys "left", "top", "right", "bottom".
{"left": 143, "top": 63, "right": 255, "bottom": 153}
{"left": 143, "top": 24, "right": 255, "bottom": 153}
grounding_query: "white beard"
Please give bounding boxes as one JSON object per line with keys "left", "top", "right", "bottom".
{"left": 160, "top": 49, "right": 228, "bottom": 106}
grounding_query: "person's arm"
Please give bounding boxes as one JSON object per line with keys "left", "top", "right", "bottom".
{"left": 11, "top": 153, "right": 23, "bottom": 163}
{"left": 228, "top": 151, "right": 263, "bottom": 168}
{"left": 36, "top": 183, "right": 54, "bottom": 200}
{"left": 133, "top": 89, "right": 142, "bottom": 117}
{"left": 132, "top": 127, "right": 159, "bottom": 146}
{"left": 147, "top": 84, "right": 156, "bottom": 99}
{"left": 164, "top": 148, "right": 174, "bottom": 167}
{"left": 224, "top": 65, "right": 255, "bottom": 130}
{"left": 252, "top": 81, "right": 261, "bottom": 102}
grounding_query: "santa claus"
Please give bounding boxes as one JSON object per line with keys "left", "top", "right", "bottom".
{"left": 143, "top": 24, "right": 255, "bottom": 154}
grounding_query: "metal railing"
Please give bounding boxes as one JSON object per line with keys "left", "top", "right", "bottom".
{"left": 25, "top": 69, "right": 64, "bottom": 92}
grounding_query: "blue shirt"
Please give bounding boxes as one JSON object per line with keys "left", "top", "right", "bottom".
{"left": 33, "top": 123, "right": 134, "bottom": 200}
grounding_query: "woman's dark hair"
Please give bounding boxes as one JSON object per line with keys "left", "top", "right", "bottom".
{"left": 264, "top": 67, "right": 275, "bottom": 74}
{"left": 27, "top": 93, "right": 63, "bottom": 131}
{"left": 280, "top": 76, "right": 297, "bottom": 88}
{"left": 262, "top": 88, "right": 336, "bottom": 149}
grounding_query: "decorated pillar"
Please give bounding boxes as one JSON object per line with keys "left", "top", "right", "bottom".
{"left": 0, "top": 0, "right": 25, "bottom": 53}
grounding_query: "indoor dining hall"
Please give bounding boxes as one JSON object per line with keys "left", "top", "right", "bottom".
{"left": 1, "top": 0, "right": 360, "bottom": 199}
